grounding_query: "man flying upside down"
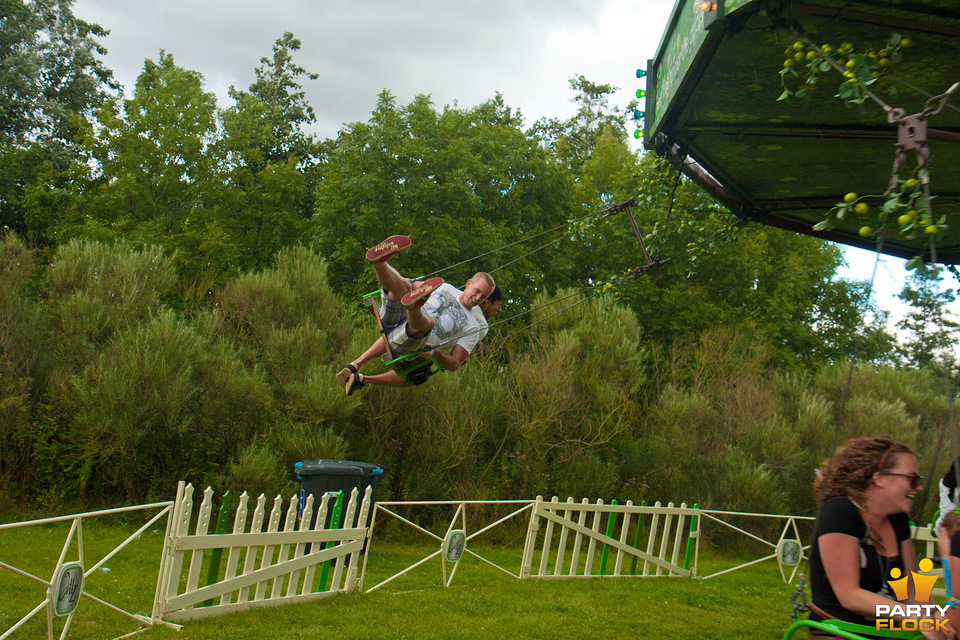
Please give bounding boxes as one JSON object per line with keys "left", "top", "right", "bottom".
{"left": 336, "top": 235, "right": 496, "bottom": 396}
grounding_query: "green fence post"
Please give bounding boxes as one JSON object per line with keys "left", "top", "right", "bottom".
{"left": 630, "top": 501, "right": 646, "bottom": 575}
{"left": 683, "top": 503, "right": 699, "bottom": 571}
{"left": 202, "top": 491, "right": 232, "bottom": 606}
{"left": 599, "top": 499, "right": 618, "bottom": 576}
{"left": 316, "top": 491, "right": 344, "bottom": 592}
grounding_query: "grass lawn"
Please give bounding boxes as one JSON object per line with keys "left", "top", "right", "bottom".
{"left": 1, "top": 518, "right": 798, "bottom": 639}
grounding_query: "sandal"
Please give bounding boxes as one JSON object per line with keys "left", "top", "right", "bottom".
{"left": 401, "top": 277, "right": 444, "bottom": 309}
{"left": 345, "top": 372, "right": 365, "bottom": 396}
{"left": 335, "top": 363, "right": 358, "bottom": 386}
{"left": 365, "top": 235, "right": 411, "bottom": 263}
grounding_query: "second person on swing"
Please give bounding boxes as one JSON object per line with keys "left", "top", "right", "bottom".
{"left": 336, "top": 235, "right": 495, "bottom": 396}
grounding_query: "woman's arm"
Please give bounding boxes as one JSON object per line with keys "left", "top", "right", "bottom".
{"left": 820, "top": 532, "right": 900, "bottom": 617}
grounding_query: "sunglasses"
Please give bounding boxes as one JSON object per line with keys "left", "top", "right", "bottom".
{"left": 881, "top": 472, "right": 924, "bottom": 489}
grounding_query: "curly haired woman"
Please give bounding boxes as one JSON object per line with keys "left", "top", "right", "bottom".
{"left": 807, "top": 435, "right": 952, "bottom": 639}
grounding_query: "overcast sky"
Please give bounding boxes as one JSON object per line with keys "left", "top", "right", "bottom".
{"left": 72, "top": 0, "right": 671, "bottom": 145}
{"left": 69, "top": 0, "right": 957, "bottom": 335}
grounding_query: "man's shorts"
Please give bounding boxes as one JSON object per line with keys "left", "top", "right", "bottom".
{"left": 381, "top": 291, "right": 427, "bottom": 357}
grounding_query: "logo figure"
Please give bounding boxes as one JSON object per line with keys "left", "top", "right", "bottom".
{"left": 886, "top": 558, "right": 939, "bottom": 603}
{"left": 875, "top": 558, "right": 949, "bottom": 633}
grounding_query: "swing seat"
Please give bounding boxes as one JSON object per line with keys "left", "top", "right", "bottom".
{"left": 362, "top": 289, "right": 441, "bottom": 386}
{"left": 782, "top": 618, "right": 923, "bottom": 640}
{"left": 383, "top": 350, "right": 437, "bottom": 383}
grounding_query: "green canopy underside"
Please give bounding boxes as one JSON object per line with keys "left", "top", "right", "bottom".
{"left": 646, "top": 0, "right": 960, "bottom": 262}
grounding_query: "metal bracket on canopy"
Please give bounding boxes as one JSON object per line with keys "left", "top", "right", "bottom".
{"left": 886, "top": 81, "right": 959, "bottom": 193}
{"left": 623, "top": 203, "right": 654, "bottom": 267}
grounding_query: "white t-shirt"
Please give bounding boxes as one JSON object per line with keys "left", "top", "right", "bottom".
{"left": 471, "top": 305, "right": 489, "bottom": 341}
{"left": 421, "top": 283, "right": 483, "bottom": 354}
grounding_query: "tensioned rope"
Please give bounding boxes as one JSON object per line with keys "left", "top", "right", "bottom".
{"left": 459, "top": 178, "right": 721, "bottom": 348}
{"left": 789, "top": 23, "right": 960, "bottom": 515}
{"left": 384, "top": 197, "right": 652, "bottom": 362}
{"left": 491, "top": 257, "right": 675, "bottom": 344}
{"left": 912, "top": 235, "right": 959, "bottom": 525}
{"left": 888, "top": 73, "right": 960, "bottom": 116}
{"left": 817, "top": 230, "right": 886, "bottom": 509}
{"left": 424, "top": 252, "right": 676, "bottom": 353}
{"left": 412, "top": 199, "right": 633, "bottom": 281}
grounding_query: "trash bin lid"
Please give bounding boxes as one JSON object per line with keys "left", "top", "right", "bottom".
{"left": 294, "top": 459, "right": 385, "bottom": 477}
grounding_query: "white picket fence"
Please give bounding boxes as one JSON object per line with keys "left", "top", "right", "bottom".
{"left": 363, "top": 496, "right": 702, "bottom": 592}
{"left": 153, "top": 481, "right": 373, "bottom": 621}
{"left": 0, "top": 483, "right": 872, "bottom": 639}
{"left": 522, "top": 497, "right": 698, "bottom": 579}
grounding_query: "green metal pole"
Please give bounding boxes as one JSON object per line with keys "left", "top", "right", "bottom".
{"left": 599, "top": 499, "right": 618, "bottom": 576}
{"left": 316, "top": 491, "right": 344, "bottom": 592}
{"left": 630, "top": 501, "right": 646, "bottom": 575}
{"left": 683, "top": 503, "right": 699, "bottom": 571}
{"left": 202, "top": 491, "right": 231, "bottom": 606}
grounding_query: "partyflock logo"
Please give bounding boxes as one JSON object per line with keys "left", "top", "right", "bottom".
{"left": 875, "top": 558, "right": 950, "bottom": 632}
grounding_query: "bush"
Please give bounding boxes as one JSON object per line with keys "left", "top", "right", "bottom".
{"left": 43, "top": 239, "right": 177, "bottom": 376}
{"left": 0, "top": 232, "right": 47, "bottom": 494}
{"left": 68, "top": 310, "right": 272, "bottom": 500}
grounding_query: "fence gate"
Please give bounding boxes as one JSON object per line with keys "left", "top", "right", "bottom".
{"left": 521, "top": 497, "right": 698, "bottom": 579}
{"left": 153, "top": 481, "right": 372, "bottom": 621}
{"left": 0, "top": 502, "right": 178, "bottom": 640}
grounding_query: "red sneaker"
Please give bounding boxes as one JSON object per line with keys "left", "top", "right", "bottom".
{"left": 366, "top": 235, "right": 411, "bottom": 263}
{"left": 401, "top": 278, "right": 444, "bottom": 309}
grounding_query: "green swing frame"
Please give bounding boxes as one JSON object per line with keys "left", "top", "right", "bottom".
{"left": 362, "top": 289, "right": 440, "bottom": 386}
{"left": 782, "top": 618, "right": 923, "bottom": 639}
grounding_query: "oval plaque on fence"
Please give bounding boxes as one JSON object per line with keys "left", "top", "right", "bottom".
{"left": 777, "top": 540, "right": 801, "bottom": 566}
{"left": 53, "top": 562, "right": 84, "bottom": 616}
{"left": 444, "top": 530, "right": 466, "bottom": 562}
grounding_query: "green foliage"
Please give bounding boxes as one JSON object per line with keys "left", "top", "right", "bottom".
{"left": 0, "top": 232, "right": 49, "bottom": 498}
{"left": 530, "top": 74, "right": 631, "bottom": 175}
{"left": 896, "top": 264, "right": 959, "bottom": 372}
{"left": 215, "top": 32, "right": 322, "bottom": 272}
{"left": 219, "top": 441, "right": 293, "bottom": 500}
{"left": 218, "top": 245, "right": 358, "bottom": 426}
{"left": 67, "top": 52, "right": 229, "bottom": 282}
{"left": 642, "top": 328, "right": 789, "bottom": 513}
{"left": 69, "top": 309, "right": 272, "bottom": 500}
{"left": 0, "top": 0, "right": 113, "bottom": 241}
{"left": 43, "top": 238, "right": 177, "bottom": 372}
{"left": 778, "top": 33, "right": 910, "bottom": 106}
{"left": 311, "top": 90, "right": 572, "bottom": 309}
{"left": 0, "top": 226, "right": 954, "bottom": 525}
{"left": 0, "top": 12, "right": 946, "bottom": 525}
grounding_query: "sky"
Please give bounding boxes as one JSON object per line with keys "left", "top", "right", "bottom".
{"left": 69, "top": 0, "right": 957, "bottom": 337}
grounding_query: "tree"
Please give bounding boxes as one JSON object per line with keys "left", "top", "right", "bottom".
{"left": 312, "top": 91, "right": 572, "bottom": 307}
{"left": 897, "top": 265, "right": 959, "bottom": 372}
{"left": 0, "top": 0, "right": 114, "bottom": 242}
{"left": 215, "top": 32, "right": 322, "bottom": 272}
{"left": 69, "top": 51, "right": 229, "bottom": 282}
{"left": 229, "top": 31, "right": 320, "bottom": 167}
{"left": 530, "top": 75, "right": 632, "bottom": 174}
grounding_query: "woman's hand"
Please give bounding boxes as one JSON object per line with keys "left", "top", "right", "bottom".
{"left": 938, "top": 526, "right": 952, "bottom": 564}
{"left": 921, "top": 624, "right": 953, "bottom": 640}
